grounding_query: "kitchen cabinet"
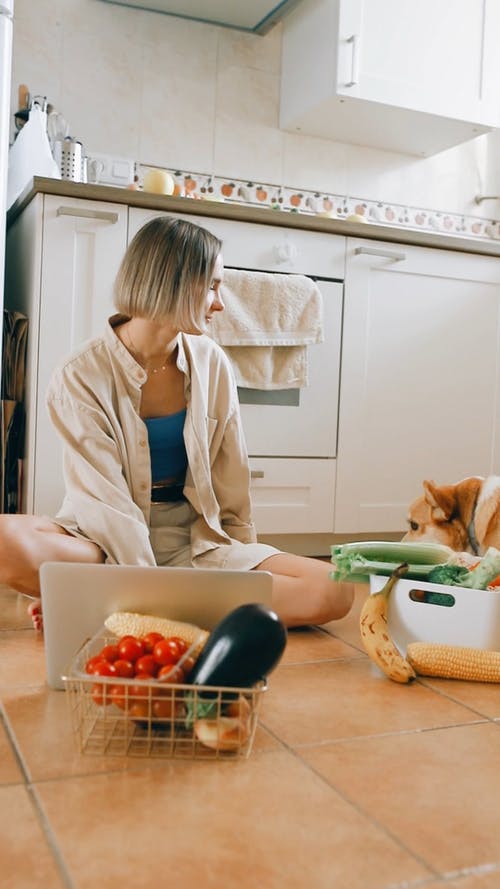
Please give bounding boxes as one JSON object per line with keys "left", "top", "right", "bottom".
{"left": 8, "top": 183, "right": 500, "bottom": 555}
{"left": 5, "top": 194, "right": 128, "bottom": 515}
{"left": 334, "top": 238, "right": 500, "bottom": 534}
{"left": 280, "top": 0, "right": 500, "bottom": 156}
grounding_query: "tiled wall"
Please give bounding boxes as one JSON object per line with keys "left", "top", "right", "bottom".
{"left": 10, "top": 0, "right": 500, "bottom": 219}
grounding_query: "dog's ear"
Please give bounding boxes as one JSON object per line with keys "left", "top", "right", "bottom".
{"left": 422, "top": 479, "right": 456, "bottom": 521}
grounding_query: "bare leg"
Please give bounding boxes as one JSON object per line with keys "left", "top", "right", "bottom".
{"left": 0, "top": 514, "right": 104, "bottom": 630}
{"left": 253, "top": 552, "right": 354, "bottom": 628}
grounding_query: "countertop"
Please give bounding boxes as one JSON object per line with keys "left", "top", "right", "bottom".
{"left": 8, "top": 177, "right": 500, "bottom": 258}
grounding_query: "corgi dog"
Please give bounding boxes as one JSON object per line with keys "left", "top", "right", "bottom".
{"left": 403, "top": 476, "right": 500, "bottom": 555}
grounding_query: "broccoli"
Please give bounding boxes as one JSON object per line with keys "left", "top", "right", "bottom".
{"left": 426, "top": 564, "right": 470, "bottom": 586}
{"left": 427, "top": 547, "right": 500, "bottom": 590}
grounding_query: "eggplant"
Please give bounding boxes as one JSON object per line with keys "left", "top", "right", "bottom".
{"left": 187, "top": 602, "right": 287, "bottom": 690}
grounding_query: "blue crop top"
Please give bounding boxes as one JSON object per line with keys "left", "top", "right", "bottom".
{"left": 144, "top": 409, "right": 188, "bottom": 484}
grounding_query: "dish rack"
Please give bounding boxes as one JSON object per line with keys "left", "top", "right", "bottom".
{"left": 62, "top": 633, "right": 266, "bottom": 760}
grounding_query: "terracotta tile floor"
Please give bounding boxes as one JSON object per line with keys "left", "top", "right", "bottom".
{"left": 2, "top": 582, "right": 500, "bottom": 889}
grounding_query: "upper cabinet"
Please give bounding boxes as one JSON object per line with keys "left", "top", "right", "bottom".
{"left": 280, "top": 0, "right": 500, "bottom": 156}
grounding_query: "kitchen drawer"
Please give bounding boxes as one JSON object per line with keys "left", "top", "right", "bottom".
{"left": 249, "top": 457, "right": 336, "bottom": 534}
{"left": 128, "top": 207, "right": 346, "bottom": 279}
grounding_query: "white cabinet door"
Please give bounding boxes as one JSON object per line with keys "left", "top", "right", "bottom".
{"left": 31, "top": 195, "right": 128, "bottom": 515}
{"left": 281, "top": 0, "right": 500, "bottom": 156}
{"left": 335, "top": 239, "right": 500, "bottom": 534}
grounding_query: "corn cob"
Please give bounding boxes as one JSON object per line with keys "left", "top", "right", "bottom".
{"left": 104, "top": 611, "right": 209, "bottom": 655}
{"left": 406, "top": 642, "right": 500, "bottom": 682}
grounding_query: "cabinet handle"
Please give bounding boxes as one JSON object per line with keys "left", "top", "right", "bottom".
{"left": 346, "top": 34, "right": 360, "bottom": 87}
{"left": 56, "top": 206, "right": 119, "bottom": 224}
{"left": 251, "top": 470, "right": 265, "bottom": 479}
{"left": 354, "top": 246, "right": 406, "bottom": 262}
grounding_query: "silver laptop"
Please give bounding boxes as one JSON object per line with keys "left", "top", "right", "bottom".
{"left": 40, "top": 562, "right": 273, "bottom": 690}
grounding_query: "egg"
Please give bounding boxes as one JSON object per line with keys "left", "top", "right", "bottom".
{"left": 142, "top": 168, "right": 175, "bottom": 195}
{"left": 345, "top": 213, "right": 368, "bottom": 224}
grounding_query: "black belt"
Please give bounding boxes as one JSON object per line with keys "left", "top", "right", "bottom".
{"left": 151, "top": 484, "right": 186, "bottom": 503}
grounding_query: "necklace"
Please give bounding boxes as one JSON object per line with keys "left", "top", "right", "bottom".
{"left": 124, "top": 327, "right": 172, "bottom": 375}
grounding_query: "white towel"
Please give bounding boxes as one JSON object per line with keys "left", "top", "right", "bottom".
{"left": 212, "top": 269, "right": 323, "bottom": 345}
{"left": 222, "top": 344, "right": 308, "bottom": 390}
{"left": 210, "top": 270, "right": 323, "bottom": 389}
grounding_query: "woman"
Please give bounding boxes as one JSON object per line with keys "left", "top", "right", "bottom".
{"left": 0, "top": 216, "right": 354, "bottom": 630}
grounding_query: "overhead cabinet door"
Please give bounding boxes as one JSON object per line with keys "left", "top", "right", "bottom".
{"left": 280, "top": 0, "right": 500, "bottom": 155}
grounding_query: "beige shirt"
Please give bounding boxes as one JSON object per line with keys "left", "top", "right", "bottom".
{"left": 46, "top": 315, "right": 257, "bottom": 565}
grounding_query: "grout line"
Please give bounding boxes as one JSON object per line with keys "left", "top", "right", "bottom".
{"left": 0, "top": 703, "right": 76, "bottom": 889}
{"left": 386, "top": 860, "right": 500, "bottom": 888}
{"left": 272, "top": 733, "right": 441, "bottom": 882}
{"left": 281, "top": 653, "right": 366, "bottom": 667}
{"left": 26, "top": 784, "right": 77, "bottom": 889}
{"left": 442, "top": 861, "right": 500, "bottom": 881}
{"left": 269, "top": 718, "right": 492, "bottom": 751}
{"left": 384, "top": 878, "right": 439, "bottom": 889}
{"left": 0, "top": 702, "right": 32, "bottom": 783}
{"left": 413, "top": 677, "right": 500, "bottom": 723}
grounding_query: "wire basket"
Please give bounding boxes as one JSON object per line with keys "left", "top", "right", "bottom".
{"left": 62, "top": 634, "right": 266, "bottom": 760}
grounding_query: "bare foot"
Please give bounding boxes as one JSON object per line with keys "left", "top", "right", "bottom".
{"left": 27, "top": 598, "right": 43, "bottom": 633}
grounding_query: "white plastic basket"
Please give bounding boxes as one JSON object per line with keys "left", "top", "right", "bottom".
{"left": 369, "top": 575, "right": 500, "bottom": 654}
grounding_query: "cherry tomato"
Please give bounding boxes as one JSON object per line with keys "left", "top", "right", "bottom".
{"left": 129, "top": 701, "right": 150, "bottom": 720}
{"left": 117, "top": 636, "right": 145, "bottom": 663}
{"left": 158, "top": 664, "right": 184, "bottom": 684}
{"left": 169, "top": 636, "right": 188, "bottom": 656}
{"left": 129, "top": 675, "right": 154, "bottom": 698}
{"left": 91, "top": 682, "right": 112, "bottom": 706}
{"left": 113, "top": 659, "right": 135, "bottom": 678}
{"left": 92, "top": 660, "right": 117, "bottom": 677}
{"left": 85, "top": 655, "right": 106, "bottom": 675}
{"left": 181, "top": 655, "right": 196, "bottom": 676}
{"left": 99, "top": 643, "right": 120, "bottom": 663}
{"left": 153, "top": 638, "right": 181, "bottom": 666}
{"left": 109, "top": 684, "right": 127, "bottom": 710}
{"left": 135, "top": 654, "right": 158, "bottom": 677}
{"left": 142, "top": 631, "right": 165, "bottom": 654}
{"left": 152, "top": 698, "right": 184, "bottom": 720}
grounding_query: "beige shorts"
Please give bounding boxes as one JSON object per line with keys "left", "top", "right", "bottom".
{"left": 149, "top": 501, "right": 281, "bottom": 570}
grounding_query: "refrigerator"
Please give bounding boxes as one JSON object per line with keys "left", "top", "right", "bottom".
{"left": 0, "top": 0, "right": 13, "bottom": 365}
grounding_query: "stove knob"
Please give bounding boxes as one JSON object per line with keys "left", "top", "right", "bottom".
{"left": 273, "top": 242, "right": 298, "bottom": 264}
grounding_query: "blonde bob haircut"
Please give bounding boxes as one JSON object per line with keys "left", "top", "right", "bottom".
{"left": 114, "top": 216, "right": 222, "bottom": 332}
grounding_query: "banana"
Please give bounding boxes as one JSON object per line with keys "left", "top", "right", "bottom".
{"left": 359, "top": 562, "right": 416, "bottom": 684}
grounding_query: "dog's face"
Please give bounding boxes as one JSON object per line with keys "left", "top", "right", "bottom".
{"left": 403, "top": 479, "right": 470, "bottom": 551}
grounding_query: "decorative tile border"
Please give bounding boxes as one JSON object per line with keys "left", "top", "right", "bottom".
{"left": 137, "top": 164, "right": 500, "bottom": 241}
